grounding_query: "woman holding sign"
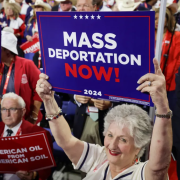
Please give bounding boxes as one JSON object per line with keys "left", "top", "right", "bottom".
{"left": 24, "top": 0, "right": 51, "bottom": 42}
{"left": 36, "top": 59, "right": 172, "bottom": 180}
{"left": 24, "top": 0, "right": 51, "bottom": 68}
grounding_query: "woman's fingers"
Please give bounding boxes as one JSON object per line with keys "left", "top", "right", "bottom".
{"left": 153, "top": 58, "right": 159, "bottom": 74}
{"left": 94, "top": 103, "right": 103, "bottom": 110}
{"left": 39, "top": 73, "right": 48, "bottom": 79}
{"left": 36, "top": 86, "right": 51, "bottom": 95}
{"left": 137, "top": 73, "right": 156, "bottom": 85}
{"left": 136, "top": 81, "right": 153, "bottom": 91}
{"left": 153, "top": 58, "right": 163, "bottom": 76}
{"left": 37, "top": 77, "right": 52, "bottom": 90}
{"left": 138, "top": 58, "right": 163, "bottom": 85}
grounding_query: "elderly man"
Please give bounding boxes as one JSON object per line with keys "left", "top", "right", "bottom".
{"left": 0, "top": 27, "right": 42, "bottom": 124}
{"left": 0, "top": 92, "right": 52, "bottom": 180}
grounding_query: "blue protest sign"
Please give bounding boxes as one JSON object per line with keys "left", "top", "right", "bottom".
{"left": 37, "top": 11, "right": 155, "bottom": 106}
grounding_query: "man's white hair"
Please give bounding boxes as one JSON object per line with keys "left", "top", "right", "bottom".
{"left": 1, "top": 92, "right": 26, "bottom": 108}
{"left": 103, "top": 104, "right": 153, "bottom": 158}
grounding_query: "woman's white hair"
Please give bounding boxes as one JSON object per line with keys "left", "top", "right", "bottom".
{"left": 1, "top": 92, "right": 26, "bottom": 108}
{"left": 103, "top": 104, "right": 153, "bottom": 158}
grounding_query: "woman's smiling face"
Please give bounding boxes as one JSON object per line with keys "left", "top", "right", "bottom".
{"left": 104, "top": 122, "right": 140, "bottom": 167}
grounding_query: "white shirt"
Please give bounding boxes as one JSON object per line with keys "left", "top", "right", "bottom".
{"left": 3, "top": 120, "right": 23, "bottom": 180}
{"left": 32, "top": 21, "right": 38, "bottom": 35}
{"left": 73, "top": 142, "right": 147, "bottom": 180}
{"left": 3, "top": 120, "right": 22, "bottom": 137}
{"left": 99, "top": 2, "right": 112, "bottom": 11}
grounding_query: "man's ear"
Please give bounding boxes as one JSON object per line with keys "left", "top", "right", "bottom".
{"left": 3, "top": 48, "right": 11, "bottom": 58}
{"left": 94, "top": 4, "right": 97, "bottom": 11}
{"left": 22, "top": 108, "right": 26, "bottom": 117}
{"left": 135, "top": 148, "right": 141, "bottom": 157}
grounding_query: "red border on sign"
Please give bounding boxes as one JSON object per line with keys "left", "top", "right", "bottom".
{"left": 0, "top": 132, "right": 55, "bottom": 173}
{"left": 19, "top": 133, "right": 55, "bottom": 171}
{"left": 39, "top": 15, "right": 151, "bottom": 103}
{"left": 53, "top": 86, "right": 82, "bottom": 92}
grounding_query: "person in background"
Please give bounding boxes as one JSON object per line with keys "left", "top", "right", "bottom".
{"left": 95, "top": 0, "right": 112, "bottom": 11}
{"left": 25, "top": 0, "right": 36, "bottom": 25}
{"left": 155, "top": 7, "right": 180, "bottom": 111}
{"left": 76, "top": 0, "right": 96, "bottom": 11}
{"left": 47, "top": 0, "right": 59, "bottom": 8}
{"left": 113, "top": 0, "right": 141, "bottom": 11}
{"left": 0, "top": 0, "right": 5, "bottom": 17}
{"left": 36, "top": 58, "right": 172, "bottom": 180}
{"left": 0, "top": 0, "right": 26, "bottom": 44}
{"left": 24, "top": 0, "right": 51, "bottom": 68}
{"left": 137, "top": 0, "right": 158, "bottom": 10}
{"left": 0, "top": 27, "right": 42, "bottom": 124}
{"left": 24, "top": 0, "right": 51, "bottom": 42}
{"left": 172, "top": 66, "right": 180, "bottom": 179}
{"left": 52, "top": 0, "right": 76, "bottom": 11}
{"left": 0, "top": 93, "right": 52, "bottom": 180}
{"left": 104, "top": 0, "right": 116, "bottom": 9}
{"left": 153, "top": 0, "right": 178, "bottom": 14}
{"left": 177, "top": 0, "right": 180, "bottom": 25}
{"left": 15, "top": 0, "right": 30, "bottom": 22}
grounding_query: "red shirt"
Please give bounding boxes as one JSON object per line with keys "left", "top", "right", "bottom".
{"left": 7, "top": 56, "right": 42, "bottom": 123}
{"left": 160, "top": 30, "right": 180, "bottom": 91}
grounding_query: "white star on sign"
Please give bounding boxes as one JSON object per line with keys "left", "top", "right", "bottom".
{"left": 74, "top": 15, "right": 77, "bottom": 19}
{"left": 91, "top": 15, "right": 95, "bottom": 19}
{"left": 85, "top": 15, "right": 89, "bottom": 19}
{"left": 79, "top": 15, "right": 83, "bottom": 19}
{"left": 97, "top": 15, "right": 101, "bottom": 19}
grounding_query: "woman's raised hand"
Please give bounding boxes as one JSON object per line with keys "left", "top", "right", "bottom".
{"left": 137, "top": 58, "right": 169, "bottom": 112}
{"left": 36, "top": 73, "right": 54, "bottom": 102}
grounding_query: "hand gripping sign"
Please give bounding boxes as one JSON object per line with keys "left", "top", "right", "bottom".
{"left": 0, "top": 132, "right": 56, "bottom": 173}
{"left": 20, "top": 34, "right": 40, "bottom": 54}
{"left": 37, "top": 11, "right": 155, "bottom": 106}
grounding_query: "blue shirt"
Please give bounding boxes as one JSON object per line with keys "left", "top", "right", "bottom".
{"left": 137, "top": 3, "right": 152, "bottom": 11}
{"left": 0, "top": 64, "right": 15, "bottom": 98}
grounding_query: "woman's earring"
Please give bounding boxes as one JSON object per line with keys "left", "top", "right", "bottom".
{"left": 132, "top": 154, "right": 138, "bottom": 164}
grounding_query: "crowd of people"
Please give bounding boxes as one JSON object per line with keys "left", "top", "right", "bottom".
{"left": 0, "top": 0, "right": 180, "bottom": 179}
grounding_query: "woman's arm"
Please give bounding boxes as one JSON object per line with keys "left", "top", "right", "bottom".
{"left": 137, "top": 59, "right": 172, "bottom": 180}
{"left": 27, "top": 100, "right": 42, "bottom": 124}
{"left": 36, "top": 74, "right": 84, "bottom": 165}
{"left": 18, "top": 22, "right": 26, "bottom": 38}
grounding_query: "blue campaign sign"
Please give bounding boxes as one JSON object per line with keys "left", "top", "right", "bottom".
{"left": 37, "top": 11, "right": 155, "bottom": 106}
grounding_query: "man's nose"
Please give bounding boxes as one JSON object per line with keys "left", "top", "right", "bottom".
{"left": 7, "top": 109, "right": 11, "bottom": 116}
{"left": 77, "top": 8, "right": 83, "bottom": 11}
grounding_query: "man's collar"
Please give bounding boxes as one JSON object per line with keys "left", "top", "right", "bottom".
{"left": 4, "top": 120, "right": 22, "bottom": 136}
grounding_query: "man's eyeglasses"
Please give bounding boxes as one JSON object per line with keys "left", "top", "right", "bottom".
{"left": 76, "top": 4, "right": 91, "bottom": 8}
{"left": 1, "top": 108, "right": 23, "bottom": 114}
